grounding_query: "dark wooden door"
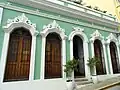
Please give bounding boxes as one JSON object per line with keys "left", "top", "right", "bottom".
{"left": 4, "top": 29, "right": 32, "bottom": 82}
{"left": 110, "top": 42, "right": 119, "bottom": 73}
{"left": 94, "top": 40, "right": 105, "bottom": 75}
{"left": 45, "top": 34, "right": 61, "bottom": 79}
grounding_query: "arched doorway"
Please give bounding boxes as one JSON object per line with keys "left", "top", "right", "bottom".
{"left": 73, "top": 35, "right": 85, "bottom": 77}
{"left": 4, "top": 28, "right": 32, "bottom": 82}
{"left": 45, "top": 33, "right": 62, "bottom": 79}
{"left": 94, "top": 39, "right": 106, "bottom": 75}
{"left": 110, "top": 42, "right": 120, "bottom": 74}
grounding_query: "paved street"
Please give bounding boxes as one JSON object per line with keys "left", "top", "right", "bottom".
{"left": 105, "top": 85, "right": 120, "bottom": 90}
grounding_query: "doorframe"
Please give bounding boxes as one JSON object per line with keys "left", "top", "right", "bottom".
{"left": 40, "top": 20, "right": 67, "bottom": 79}
{"left": 69, "top": 27, "right": 90, "bottom": 79}
{"left": 106, "top": 33, "right": 120, "bottom": 74}
{"left": 0, "top": 13, "right": 39, "bottom": 83}
{"left": 90, "top": 30, "right": 109, "bottom": 75}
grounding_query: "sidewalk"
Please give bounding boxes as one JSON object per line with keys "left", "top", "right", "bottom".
{"left": 78, "top": 76, "right": 120, "bottom": 90}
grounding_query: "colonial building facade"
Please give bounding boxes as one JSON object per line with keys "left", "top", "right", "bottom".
{"left": 0, "top": 0, "right": 120, "bottom": 90}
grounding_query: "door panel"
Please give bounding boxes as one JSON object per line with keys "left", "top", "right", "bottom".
{"left": 94, "top": 40, "right": 105, "bottom": 75}
{"left": 110, "top": 42, "right": 119, "bottom": 73}
{"left": 45, "top": 34, "right": 61, "bottom": 79}
{"left": 4, "top": 29, "right": 31, "bottom": 82}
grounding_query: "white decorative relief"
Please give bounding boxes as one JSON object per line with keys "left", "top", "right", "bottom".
{"left": 106, "top": 33, "right": 117, "bottom": 41}
{"left": 43, "top": 20, "right": 65, "bottom": 32}
{"left": 90, "top": 30, "right": 104, "bottom": 42}
{"left": 72, "top": 26, "right": 84, "bottom": 32}
{"left": 41, "top": 20, "right": 67, "bottom": 39}
{"left": 69, "top": 27, "right": 88, "bottom": 42}
{"left": 0, "top": 13, "right": 38, "bottom": 82}
{"left": 3, "top": 13, "right": 39, "bottom": 36}
{"left": 4, "top": 13, "right": 36, "bottom": 29}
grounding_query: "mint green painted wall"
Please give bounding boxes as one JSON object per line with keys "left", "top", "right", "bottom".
{"left": 34, "top": 35, "right": 41, "bottom": 80}
{"left": 0, "top": 2, "right": 118, "bottom": 79}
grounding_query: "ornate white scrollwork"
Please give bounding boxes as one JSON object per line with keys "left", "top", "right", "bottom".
{"left": 3, "top": 13, "right": 38, "bottom": 36}
{"left": 41, "top": 20, "right": 67, "bottom": 39}
{"left": 5, "top": 13, "right": 36, "bottom": 29}
{"left": 90, "top": 30, "right": 104, "bottom": 42}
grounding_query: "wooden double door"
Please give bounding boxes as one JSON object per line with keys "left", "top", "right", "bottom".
{"left": 94, "top": 40, "right": 106, "bottom": 75}
{"left": 45, "top": 33, "right": 62, "bottom": 79}
{"left": 4, "top": 28, "right": 32, "bottom": 82}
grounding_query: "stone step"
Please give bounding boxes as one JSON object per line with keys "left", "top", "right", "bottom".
{"left": 74, "top": 78, "right": 88, "bottom": 82}
{"left": 76, "top": 80, "right": 93, "bottom": 85}
{"left": 76, "top": 83, "right": 93, "bottom": 89}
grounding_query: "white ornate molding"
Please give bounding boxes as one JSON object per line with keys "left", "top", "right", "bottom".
{"left": 90, "top": 30, "right": 104, "bottom": 42}
{"left": 40, "top": 20, "right": 67, "bottom": 79}
{"left": 106, "top": 33, "right": 118, "bottom": 44}
{"left": 0, "top": 13, "right": 38, "bottom": 82}
{"left": 3, "top": 13, "right": 38, "bottom": 36}
{"left": 69, "top": 27, "right": 88, "bottom": 42}
{"left": 106, "top": 33, "right": 119, "bottom": 74}
{"left": 68, "top": 26, "right": 90, "bottom": 79}
{"left": 41, "top": 20, "right": 67, "bottom": 39}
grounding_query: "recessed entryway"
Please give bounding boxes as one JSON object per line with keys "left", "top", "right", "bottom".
{"left": 94, "top": 39, "right": 106, "bottom": 75}
{"left": 73, "top": 35, "right": 85, "bottom": 78}
{"left": 110, "top": 42, "right": 120, "bottom": 74}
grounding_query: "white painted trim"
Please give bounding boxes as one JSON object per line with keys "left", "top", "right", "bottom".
{"left": 0, "top": 7, "right": 3, "bottom": 25}
{"left": 0, "top": 3, "right": 119, "bottom": 33}
{"left": 62, "top": 39, "right": 66, "bottom": 79}
{"left": 69, "top": 27, "right": 90, "bottom": 79}
{"left": 90, "top": 40, "right": 97, "bottom": 75}
{"left": 0, "top": 13, "right": 39, "bottom": 82}
{"left": 0, "top": 33, "right": 10, "bottom": 83}
{"left": 90, "top": 30, "right": 108, "bottom": 75}
{"left": 106, "top": 43, "right": 113, "bottom": 74}
{"left": 106, "top": 33, "right": 119, "bottom": 74}
{"left": 40, "top": 37, "right": 46, "bottom": 79}
{"left": 40, "top": 20, "right": 67, "bottom": 79}
{"left": 102, "top": 42, "right": 109, "bottom": 75}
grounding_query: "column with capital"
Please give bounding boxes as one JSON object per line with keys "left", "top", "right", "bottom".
{"left": 106, "top": 42, "right": 113, "bottom": 74}
{"left": 90, "top": 40, "right": 96, "bottom": 75}
{"left": 102, "top": 41, "right": 109, "bottom": 75}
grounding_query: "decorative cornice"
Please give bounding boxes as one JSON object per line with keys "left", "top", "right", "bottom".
{"left": 4, "top": 13, "right": 36, "bottom": 29}
{"left": 7, "top": 0, "right": 120, "bottom": 29}
{"left": 0, "top": 3, "right": 119, "bottom": 34}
